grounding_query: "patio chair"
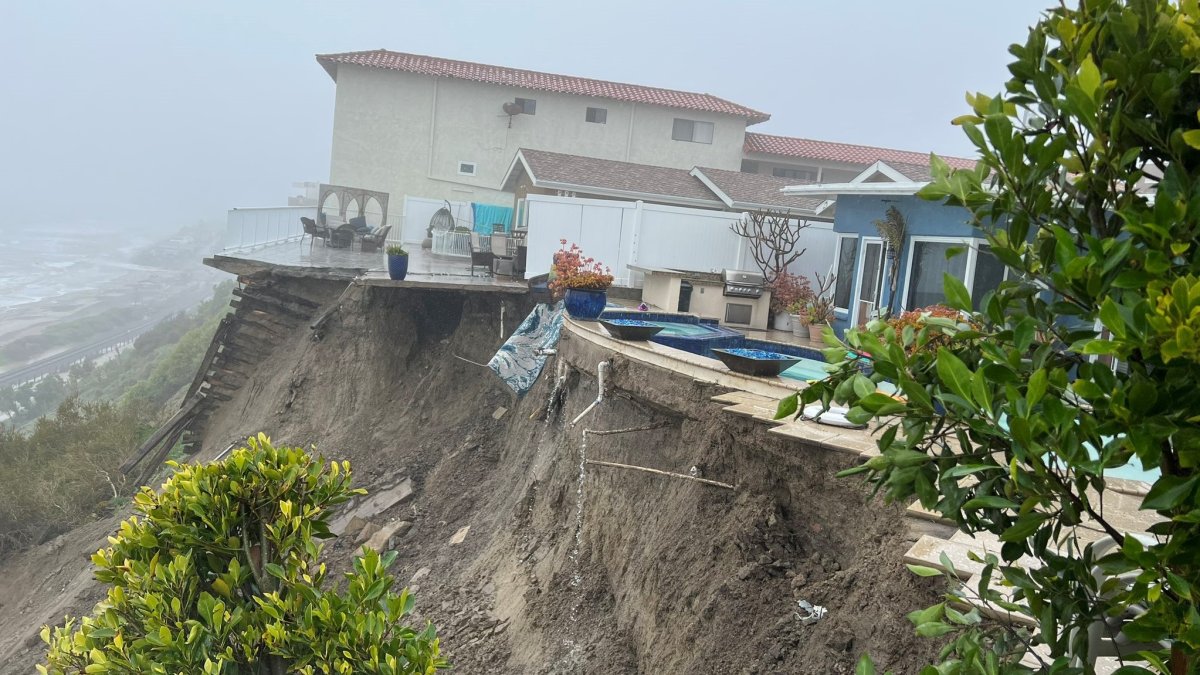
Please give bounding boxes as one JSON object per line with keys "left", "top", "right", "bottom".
{"left": 491, "top": 233, "right": 514, "bottom": 276}
{"left": 470, "top": 231, "right": 494, "bottom": 276}
{"left": 359, "top": 225, "right": 392, "bottom": 253}
{"left": 300, "top": 217, "right": 330, "bottom": 251}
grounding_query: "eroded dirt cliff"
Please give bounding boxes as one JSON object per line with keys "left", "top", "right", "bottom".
{"left": 0, "top": 276, "right": 940, "bottom": 674}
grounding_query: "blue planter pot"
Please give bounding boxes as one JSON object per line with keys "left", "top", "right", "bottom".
{"left": 387, "top": 254, "right": 409, "bottom": 280}
{"left": 563, "top": 288, "right": 607, "bottom": 320}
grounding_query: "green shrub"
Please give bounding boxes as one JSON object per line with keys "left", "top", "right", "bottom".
{"left": 780, "top": 0, "right": 1200, "bottom": 671}
{"left": 40, "top": 434, "right": 446, "bottom": 674}
{"left": 386, "top": 245, "right": 408, "bottom": 257}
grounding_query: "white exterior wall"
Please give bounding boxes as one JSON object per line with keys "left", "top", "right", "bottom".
{"left": 328, "top": 65, "right": 747, "bottom": 210}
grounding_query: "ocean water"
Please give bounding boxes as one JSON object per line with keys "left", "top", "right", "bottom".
{"left": 0, "top": 227, "right": 152, "bottom": 312}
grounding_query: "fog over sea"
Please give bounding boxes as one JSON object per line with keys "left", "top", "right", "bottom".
{"left": 0, "top": 225, "right": 162, "bottom": 313}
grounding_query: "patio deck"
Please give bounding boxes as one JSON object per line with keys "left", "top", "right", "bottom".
{"left": 205, "top": 239, "right": 529, "bottom": 294}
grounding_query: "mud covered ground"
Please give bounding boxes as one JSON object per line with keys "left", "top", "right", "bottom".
{"left": 0, "top": 276, "right": 941, "bottom": 673}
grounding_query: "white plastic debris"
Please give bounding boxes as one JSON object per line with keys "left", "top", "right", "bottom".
{"left": 795, "top": 599, "right": 828, "bottom": 625}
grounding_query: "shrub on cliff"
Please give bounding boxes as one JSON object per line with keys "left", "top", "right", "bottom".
{"left": 39, "top": 434, "right": 446, "bottom": 674}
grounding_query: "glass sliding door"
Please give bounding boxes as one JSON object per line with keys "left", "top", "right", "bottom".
{"left": 855, "top": 240, "right": 884, "bottom": 326}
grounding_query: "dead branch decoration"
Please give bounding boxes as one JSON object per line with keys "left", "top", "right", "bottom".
{"left": 730, "top": 210, "right": 811, "bottom": 285}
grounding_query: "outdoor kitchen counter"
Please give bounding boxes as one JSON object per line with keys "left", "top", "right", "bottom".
{"left": 629, "top": 265, "right": 771, "bottom": 330}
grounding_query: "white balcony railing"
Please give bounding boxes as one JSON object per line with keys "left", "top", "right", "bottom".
{"left": 432, "top": 230, "right": 472, "bottom": 259}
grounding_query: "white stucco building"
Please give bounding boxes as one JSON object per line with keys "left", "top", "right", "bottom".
{"left": 319, "top": 50, "right": 769, "bottom": 209}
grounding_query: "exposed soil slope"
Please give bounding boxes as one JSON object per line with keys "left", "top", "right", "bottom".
{"left": 0, "top": 277, "right": 940, "bottom": 673}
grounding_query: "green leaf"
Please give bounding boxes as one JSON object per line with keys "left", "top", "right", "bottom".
{"left": 962, "top": 496, "right": 1019, "bottom": 510}
{"left": 942, "top": 273, "right": 972, "bottom": 311}
{"left": 852, "top": 374, "right": 876, "bottom": 400}
{"left": 774, "top": 393, "right": 798, "bottom": 420}
{"left": 1026, "top": 368, "right": 1047, "bottom": 407}
{"left": 914, "top": 621, "right": 956, "bottom": 638}
{"left": 935, "top": 348, "right": 974, "bottom": 403}
{"left": 1142, "top": 475, "right": 1199, "bottom": 511}
{"left": 855, "top": 654, "right": 876, "bottom": 675}
{"left": 906, "top": 564, "right": 945, "bottom": 578}
{"left": 1000, "top": 513, "right": 1048, "bottom": 542}
{"left": 1077, "top": 54, "right": 1101, "bottom": 98}
{"left": 1183, "top": 129, "right": 1200, "bottom": 150}
{"left": 845, "top": 407, "right": 873, "bottom": 425}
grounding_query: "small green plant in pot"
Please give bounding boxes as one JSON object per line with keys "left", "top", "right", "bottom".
{"left": 386, "top": 245, "right": 409, "bottom": 280}
{"left": 787, "top": 299, "right": 811, "bottom": 339}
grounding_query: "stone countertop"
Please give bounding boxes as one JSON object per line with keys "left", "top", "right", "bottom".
{"left": 627, "top": 265, "right": 724, "bottom": 284}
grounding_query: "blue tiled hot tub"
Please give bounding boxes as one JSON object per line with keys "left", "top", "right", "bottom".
{"left": 598, "top": 310, "right": 840, "bottom": 382}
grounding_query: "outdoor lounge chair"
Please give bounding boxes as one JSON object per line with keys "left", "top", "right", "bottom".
{"left": 300, "top": 217, "right": 330, "bottom": 251}
{"left": 359, "top": 225, "right": 391, "bottom": 253}
{"left": 470, "top": 232, "right": 494, "bottom": 276}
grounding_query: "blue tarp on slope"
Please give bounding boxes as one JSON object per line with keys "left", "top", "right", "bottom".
{"left": 488, "top": 302, "right": 564, "bottom": 397}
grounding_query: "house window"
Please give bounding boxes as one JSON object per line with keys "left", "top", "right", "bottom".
{"left": 902, "top": 238, "right": 1009, "bottom": 311}
{"left": 515, "top": 97, "right": 536, "bottom": 115}
{"left": 457, "top": 161, "right": 477, "bottom": 176}
{"left": 671, "top": 118, "right": 714, "bottom": 144}
{"left": 971, "top": 244, "right": 1007, "bottom": 310}
{"left": 740, "top": 160, "right": 760, "bottom": 173}
{"left": 772, "top": 166, "right": 818, "bottom": 182}
{"left": 905, "top": 240, "right": 969, "bottom": 309}
{"left": 586, "top": 107, "right": 607, "bottom": 123}
{"left": 833, "top": 236, "right": 859, "bottom": 311}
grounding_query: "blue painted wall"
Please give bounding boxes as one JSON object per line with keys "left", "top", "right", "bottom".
{"left": 829, "top": 194, "right": 982, "bottom": 335}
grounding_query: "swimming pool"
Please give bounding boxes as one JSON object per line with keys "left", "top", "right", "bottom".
{"left": 779, "top": 357, "right": 831, "bottom": 382}
{"left": 645, "top": 321, "right": 724, "bottom": 337}
{"left": 599, "top": 310, "right": 839, "bottom": 379}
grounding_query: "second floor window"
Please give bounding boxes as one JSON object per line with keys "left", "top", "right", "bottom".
{"left": 586, "top": 107, "right": 607, "bottom": 124}
{"left": 515, "top": 97, "right": 536, "bottom": 115}
{"left": 772, "top": 167, "right": 818, "bottom": 181}
{"left": 672, "top": 118, "right": 714, "bottom": 144}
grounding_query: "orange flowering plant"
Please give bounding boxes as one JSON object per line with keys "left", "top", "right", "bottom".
{"left": 548, "top": 240, "right": 613, "bottom": 299}
{"left": 883, "top": 304, "right": 974, "bottom": 356}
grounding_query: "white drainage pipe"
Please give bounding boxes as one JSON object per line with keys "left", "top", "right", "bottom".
{"left": 570, "top": 361, "right": 609, "bottom": 427}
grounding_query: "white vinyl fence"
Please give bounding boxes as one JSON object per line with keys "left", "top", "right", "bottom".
{"left": 522, "top": 194, "right": 836, "bottom": 286}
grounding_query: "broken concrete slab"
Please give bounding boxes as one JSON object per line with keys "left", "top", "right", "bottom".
{"left": 355, "top": 521, "right": 381, "bottom": 545}
{"left": 449, "top": 525, "right": 470, "bottom": 545}
{"left": 362, "top": 520, "right": 413, "bottom": 552}
{"left": 330, "top": 477, "right": 414, "bottom": 535}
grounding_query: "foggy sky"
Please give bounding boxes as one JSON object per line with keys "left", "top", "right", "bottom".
{"left": 1, "top": 1, "right": 1051, "bottom": 232}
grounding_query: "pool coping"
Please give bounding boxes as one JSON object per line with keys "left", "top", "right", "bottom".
{"left": 564, "top": 317, "right": 1155, "bottom": 495}
{"left": 564, "top": 317, "right": 887, "bottom": 459}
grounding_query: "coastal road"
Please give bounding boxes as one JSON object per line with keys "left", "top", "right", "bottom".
{"left": 0, "top": 317, "right": 165, "bottom": 389}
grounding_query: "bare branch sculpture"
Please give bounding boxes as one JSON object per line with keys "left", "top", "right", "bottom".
{"left": 729, "top": 210, "right": 811, "bottom": 284}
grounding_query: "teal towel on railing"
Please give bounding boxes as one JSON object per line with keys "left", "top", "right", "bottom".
{"left": 488, "top": 302, "right": 564, "bottom": 397}
{"left": 471, "top": 203, "right": 513, "bottom": 233}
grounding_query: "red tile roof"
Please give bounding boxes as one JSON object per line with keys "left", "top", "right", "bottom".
{"left": 317, "top": 50, "right": 771, "bottom": 124}
{"left": 744, "top": 132, "right": 977, "bottom": 169}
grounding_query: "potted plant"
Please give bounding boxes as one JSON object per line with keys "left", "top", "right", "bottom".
{"left": 386, "top": 245, "right": 409, "bottom": 280}
{"left": 769, "top": 273, "right": 812, "bottom": 332}
{"left": 788, "top": 300, "right": 811, "bottom": 339}
{"left": 549, "top": 240, "right": 614, "bottom": 320}
{"left": 804, "top": 273, "right": 837, "bottom": 340}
